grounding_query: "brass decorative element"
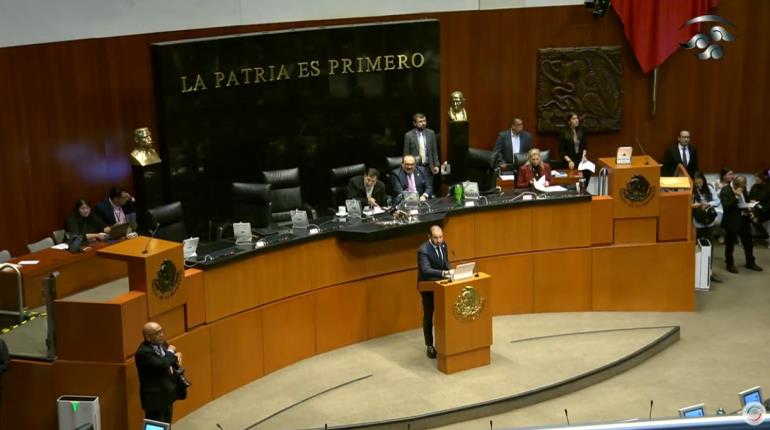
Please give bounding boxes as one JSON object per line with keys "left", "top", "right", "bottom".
{"left": 152, "top": 259, "right": 181, "bottom": 299}
{"left": 620, "top": 173, "right": 656, "bottom": 207}
{"left": 452, "top": 286, "right": 485, "bottom": 322}
{"left": 536, "top": 46, "right": 622, "bottom": 133}
{"left": 448, "top": 90, "right": 468, "bottom": 123}
{"left": 130, "top": 127, "right": 162, "bottom": 166}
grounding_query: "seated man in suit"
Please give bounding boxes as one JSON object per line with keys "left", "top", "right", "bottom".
{"left": 347, "top": 167, "right": 387, "bottom": 208}
{"left": 516, "top": 148, "right": 551, "bottom": 189}
{"left": 494, "top": 117, "right": 532, "bottom": 170}
{"left": 391, "top": 154, "right": 433, "bottom": 203}
{"left": 417, "top": 225, "right": 452, "bottom": 359}
{"left": 94, "top": 186, "right": 136, "bottom": 227}
{"left": 720, "top": 175, "right": 763, "bottom": 273}
{"left": 661, "top": 130, "right": 698, "bottom": 177}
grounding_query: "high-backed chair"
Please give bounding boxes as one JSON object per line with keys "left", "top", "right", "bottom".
{"left": 384, "top": 156, "right": 405, "bottom": 197}
{"left": 233, "top": 182, "right": 272, "bottom": 227}
{"left": 0, "top": 249, "right": 11, "bottom": 263}
{"left": 27, "top": 237, "right": 54, "bottom": 253}
{"left": 262, "top": 168, "right": 315, "bottom": 223}
{"left": 464, "top": 148, "right": 499, "bottom": 195}
{"left": 147, "top": 201, "right": 187, "bottom": 243}
{"left": 514, "top": 152, "right": 530, "bottom": 172}
{"left": 329, "top": 163, "right": 366, "bottom": 208}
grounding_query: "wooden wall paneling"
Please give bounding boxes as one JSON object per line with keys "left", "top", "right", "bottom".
{"left": 169, "top": 325, "right": 213, "bottom": 421}
{"left": 443, "top": 212, "right": 476, "bottom": 261}
{"left": 474, "top": 205, "right": 533, "bottom": 257}
{"left": 2, "top": 360, "right": 57, "bottom": 429}
{"left": 54, "top": 300, "right": 127, "bottom": 362}
{"left": 314, "top": 280, "right": 368, "bottom": 353}
{"left": 613, "top": 217, "right": 658, "bottom": 244}
{"left": 53, "top": 360, "right": 128, "bottom": 430}
{"left": 592, "top": 242, "right": 695, "bottom": 311}
{"left": 261, "top": 293, "right": 316, "bottom": 374}
{"left": 590, "top": 196, "right": 614, "bottom": 245}
{"left": 366, "top": 270, "right": 422, "bottom": 339}
{"left": 184, "top": 268, "right": 206, "bottom": 329}
{"left": 532, "top": 249, "right": 592, "bottom": 312}
{"left": 124, "top": 358, "right": 144, "bottom": 430}
{"left": 209, "top": 307, "right": 264, "bottom": 398}
{"left": 343, "top": 234, "right": 423, "bottom": 276}
{"left": 113, "top": 290, "right": 148, "bottom": 360}
{"left": 153, "top": 304, "right": 186, "bottom": 340}
{"left": 203, "top": 256, "right": 262, "bottom": 322}
{"left": 531, "top": 201, "right": 591, "bottom": 251}
{"left": 658, "top": 191, "right": 692, "bottom": 242}
{"left": 476, "top": 254, "right": 534, "bottom": 315}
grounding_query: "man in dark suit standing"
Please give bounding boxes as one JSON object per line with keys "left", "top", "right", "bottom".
{"left": 391, "top": 155, "right": 433, "bottom": 203}
{"left": 494, "top": 118, "right": 532, "bottom": 170}
{"left": 403, "top": 113, "right": 440, "bottom": 183}
{"left": 417, "top": 225, "right": 452, "bottom": 359}
{"left": 347, "top": 167, "right": 387, "bottom": 208}
{"left": 662, "top": 130, "right": 698, "bottom": 177}
{"left": 136, "top": 321, "right": 182, "bottom": 424}
{"left": 720, "top": 175, "right": 763, "bottom": 273}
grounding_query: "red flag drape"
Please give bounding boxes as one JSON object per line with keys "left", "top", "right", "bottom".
{"left": 612, "top": 0, "right": 719, "bottom": 74}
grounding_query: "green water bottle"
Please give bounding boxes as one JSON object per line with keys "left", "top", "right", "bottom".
{"left": 454, "top": 183, "right": 463, "bottom": 205}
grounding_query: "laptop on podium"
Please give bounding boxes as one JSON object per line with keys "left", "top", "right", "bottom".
{"left": 451, "top": 262, "right": 476, "bottom": 281}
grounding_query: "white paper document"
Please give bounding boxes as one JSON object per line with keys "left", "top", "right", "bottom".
{"left": 578, "top": 160, "right": 596, "bottom": 173}
{"left": 738, "top": 201, "right": 758, "bottom": 209}
{"left": 534, "top": 175, "right": 567, "bottom": 193}
{"left": 499, "top": 173, "right": 515, "bottom": 182}
{"left": 18, "top": 260, "right": 39, "bottom": 265}
{"left": 52, "top": 243, "right": 69, "bottom": 250}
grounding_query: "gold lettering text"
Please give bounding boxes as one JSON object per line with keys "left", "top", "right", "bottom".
{"left": 276, "top": 64, "right": 290, "bottom": 80}
{"left": 366, "top": 56, "right": 382, "bottom": 72}
{"left": 397, "top": 54, "right": 409, "bottom": 69}
{"left": 254, "top": 67, "right": 266, "bottom": 83}
{"left": 193, "top": 74, "right": 207, "bottom": 91}
{"left": 213, "top": 72, "right": 226, "bottom": 88}
{"left": 180, "top": 76, "right": 194, "bottom": 93}
{"left": 384, "top": 55, "right": 396, "bottom": 70}
{"left": 240, "top": 68, "right": 254, "bottom": 84}
{"left": 328, "top": 59, "right": 339, "bottom": 75}
{"left": 411, "top": 52, "right": 425, "bottom": 68}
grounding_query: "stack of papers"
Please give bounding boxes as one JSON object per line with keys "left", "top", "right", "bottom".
{"left": 535, "top": 176, "right": 567, "bottom": 193}
{"left": 578, "top": 160, "right": 596, "bottom": 173}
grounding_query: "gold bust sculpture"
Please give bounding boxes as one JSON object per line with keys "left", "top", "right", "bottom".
{"left": 448, "top": 90, "right": 468, "bottom": 123}
{"left": 130, "top": 127, "right": 162, "bottom": 166}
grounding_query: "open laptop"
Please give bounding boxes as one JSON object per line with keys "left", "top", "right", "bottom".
{"left": 233, "top": 222, "right": 252, "bottom": 244}
{"left": 183, "top": 237, "right": 199, "bottom": 260}
{"left": 451, "top": 262, "right": 476, "bottom": 281}
{"left": 108, "top": 223, "right": 131, "bottom": 239}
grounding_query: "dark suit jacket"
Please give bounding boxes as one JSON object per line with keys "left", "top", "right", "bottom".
{"left": 516, "top": 162, "right": 552, "bottom": 189}
{"left": 417, "top": 240, "right": 450, "bottom": 282}
{"left": 662, "top": 144, "right": 698, "bottom": 177}
{"left": 720, "top": 185, "right": 749, "bottom": 233}
{"left": 94, "top": 198, "right": 135, "bottom": 226}
{"left": 135, "top": 341, "right": 178, "bottom": 411}
{"left": 391, "top": 166, "right": 433, "bottom": 199}
{"left": 403, "top": 128, "right": 439, "bottom": 169}
{"left": 494, "top": 130, "right": 532, "bottom": 167}
{"left": 346, "top": 176, "right": 387, "bottom": 207}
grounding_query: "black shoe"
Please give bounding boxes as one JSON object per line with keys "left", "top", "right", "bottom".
{"left": 727, "top": 265, "right": 739, "bottom": 274}
{"left": 426, "top": 346, "right": 437, "bottom": 359}
{"left": 746, "top": 263, "right": 764, "bottom": 272}
{"left": 710, "top": 274, "right": 723, "bottom": 283}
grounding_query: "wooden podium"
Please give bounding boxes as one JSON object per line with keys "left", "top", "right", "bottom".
{"left": 419, "top": 272, "right": 492, "bottom": 374}
{"left": 597, "top": 155, "right": 661, "bottom": 244}
{"left": 98, "top": 237, "right": 186, "bottom": 318}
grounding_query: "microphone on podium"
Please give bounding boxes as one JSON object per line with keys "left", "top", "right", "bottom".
{"left": 142, "top": 222, "right": 161, "bottom": 255}
{"left": 451, "top": 250, "right": 463, "bottom": 265}
{"left": 635, "top": 137, "right": 649, "bottom": 165}
{"left": 649, "top": 400, "right": 654, "bottom": 420}
{"left": 564, "top": 408, "right": 570, "bottom": 425}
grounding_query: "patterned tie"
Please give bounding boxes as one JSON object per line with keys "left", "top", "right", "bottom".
{"left": 681, "top": 147, "right": 688, "bottom": 166}
{"left": 407, "top": 173, "right": 416, "bottom": 192}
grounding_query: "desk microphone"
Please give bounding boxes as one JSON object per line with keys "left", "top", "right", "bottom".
{"left": 635, "top": 137, "right": 649, "bottom": 165}
{"left": 564, "top": 408, "right": 570, "bottom": 425}
{"left": 649, "top": 400, "right": 654, "bottom": 420}
{"left": 216, "top": 424, "right": 224, "bottom": 430}
{"left": 451, "top": 250, "right": 463, "bottom": 265}
{"left": 142, "top": 222, "right": 160, "bottom": 255}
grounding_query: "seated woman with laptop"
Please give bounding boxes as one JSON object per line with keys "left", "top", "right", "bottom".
{"left": 65, "top": 199, "right": 111, "bottom": 241}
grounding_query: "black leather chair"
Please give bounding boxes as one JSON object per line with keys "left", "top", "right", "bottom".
{"left": 464, "top": 148, "right": 499, "bottom": 194}
{"left": 329, "top": 163, "right": 366, "bottom": 208}
{"left": 262, "top": 168, "right": 315, "bottom": 223}
{"left": 147, "top": 201, "right": 187, "bottom": 243}
{"left": 233, "top": 182, "right": 272, "bottom": 227}
{"left": 514, "top": 152, "right": 530, "bottom": 171}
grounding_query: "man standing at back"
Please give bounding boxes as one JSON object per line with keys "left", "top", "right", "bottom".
{"left": 494, "top": 118, "right": 532, "bottom": 170}
{"left": 417, "top": 225, "right": 452, "bottom": 359}
{"left": 136, "top": 321, "right": 181, "bottom": 424}
{"left": 404, "top": 113, "right": 440, "bottom": 178}
{"left": 662, "top": 130, "right": 698, "bottom": 177}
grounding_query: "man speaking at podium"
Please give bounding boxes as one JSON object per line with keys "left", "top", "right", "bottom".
{"left": 417, "top": 225, "right": 452, "bottom": 359}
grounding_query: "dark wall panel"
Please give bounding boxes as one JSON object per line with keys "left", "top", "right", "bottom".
{"left": 1, "top": 0, "right": 768, "bottom": 255}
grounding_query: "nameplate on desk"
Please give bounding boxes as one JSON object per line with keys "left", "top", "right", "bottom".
{"left": 523, "top": 195, "right": 533, "bottom": 201}
{"left": 255, "top": 240, "right": 266, "bottom": 248}
{"left": 309, "top": 228, "right": 320, "bottom": 235}
{"left": 464, "top": 201, "right": 475, "bottom": 207}
{"left": 409, "top": 209, "right": 419, "bottom": 215}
